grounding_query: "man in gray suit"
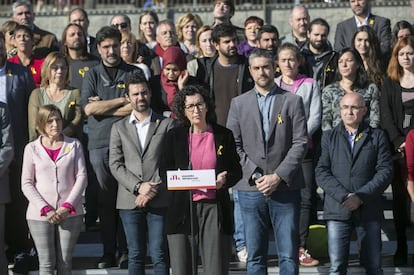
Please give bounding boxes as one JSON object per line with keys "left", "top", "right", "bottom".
{"left": 334, "top": 0, "right": 391, "bottom": 57}
{"left": 227, "top": 48, "right": 308, "bottom": 275}
{"left": 109, "top": 73, "right": 174, "bottom": 275}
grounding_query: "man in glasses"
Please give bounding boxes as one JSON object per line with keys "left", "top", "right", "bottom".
{"left": 110, "top": 14, "right": 132, "bottom": 32}
{"left": 316, "top": 92, "right": 393, "bottom": 275}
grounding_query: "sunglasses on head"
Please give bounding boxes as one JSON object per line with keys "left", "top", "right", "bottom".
{"left": 112, "top": 22, "right": 128, "bottom": 29}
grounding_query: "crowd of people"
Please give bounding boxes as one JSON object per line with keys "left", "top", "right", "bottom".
{"left": 0, "top": 0, "right": 413, "bottom": 274}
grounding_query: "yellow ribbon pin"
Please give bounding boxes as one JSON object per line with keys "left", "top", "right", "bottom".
{"left": 65, "top": 146, "right": 70, "bottom": 153}
{"left": 117, "top": 83, "right": 126, "bottom": 89}
{"left": 369, "top": 19, "right": 374, "bottom": 26}
{"left": 277, "top": 114, "right": 283, "bottom": 124}
{"left": 78, "top": 68, "right": 85, "bottom": 78}
{"left": 6, "top": 70, "right": 12, "bottom": 76}
{"left": 355, "top": 133, "right": 363, "bottom": 142}
{"left": 68, "top": 101, "right": 75, "bottom": 108}
{"left": 217, "top": 145, "right": 223, "bottom": 156}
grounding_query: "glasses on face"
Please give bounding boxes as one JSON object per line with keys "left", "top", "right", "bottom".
{"left": 50, "top": 65, "right": 68, "bottom": 71}
{"left": 112, "top": 22, "right": 128, "bottom": 29}
{"left": 184, "top": 102, "right": 205, "bottom": 112}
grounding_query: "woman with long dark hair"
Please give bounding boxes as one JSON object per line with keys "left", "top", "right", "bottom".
{"left": 322, "top": 47, "right": 380, "bottom": 131}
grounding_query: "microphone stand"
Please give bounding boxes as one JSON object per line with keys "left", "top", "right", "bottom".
{"left": 188, "top": 126, "right": 197, "bottom": 275}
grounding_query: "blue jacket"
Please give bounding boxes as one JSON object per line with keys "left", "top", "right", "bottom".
{"left": 316, "top": 123, "right": 393, "bottom": 221}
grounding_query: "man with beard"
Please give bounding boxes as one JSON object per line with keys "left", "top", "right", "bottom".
{"left": 301, "top": 18, "right": 337, "bottom": 91}
{"left": 257, "top": 25, "right": 280, "bottom": 59}
{"left": 109, "top": 73, "right": 174, "bottom": 275}
{"left": 227, "top": 49, "right": 308, "bottom": 275}
{"left": 81, "top": 26, "right": 144, "bottom": 269}
{"left": 61, "top": 23, "right": 100, "bottom": 232}
{"left": 204, "top": 23, "right": 253, "bottom": 126}
{"left": 61, "top": 23, "right": 99, "bottom": 91}
{"left": 334, "top": 0, "right": 391, "bottom": 58}
{"left": 0, "top": 31, "right": 35, "bottom": 272}
{"left": 281, "top": 5, "right": 310, "bottom": 50}
{"left": 12, "top": 0, "right": 58, "bottom": 58}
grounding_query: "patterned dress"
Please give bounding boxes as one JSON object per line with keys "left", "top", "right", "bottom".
{"left": 321, "top": 82, "right": 380, "bottom": 131}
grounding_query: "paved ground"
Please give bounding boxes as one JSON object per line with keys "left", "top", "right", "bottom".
{"left": 10, "top": 187, "right": 414, "bottom": 274}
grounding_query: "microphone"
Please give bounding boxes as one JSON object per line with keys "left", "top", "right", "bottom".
{"left": 188, "top": 124, "right": 193, "bottom": 170}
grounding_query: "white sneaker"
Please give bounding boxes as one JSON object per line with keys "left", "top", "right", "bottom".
{"left": 237, "top": 247, "right": 248, "bottom": 262}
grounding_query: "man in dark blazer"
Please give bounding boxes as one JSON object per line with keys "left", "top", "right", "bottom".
{"left": 0, "top": 32, "right": 35, "bottom": 270}
{"left": 316, "top": 93, "right": 393, "bottom": 274}
{"left": 0, "top": 102, "right": 14, "bottom": 274}
{"left": 12, "top": 0, "right": 59, "bottom": 58}
{"left": 109, "top": 73, "right": 174, "bottom": 275}
{"left": 334, "top": 0, "right": 391, "bottom": 57}
{"left": 227, "top": 49, "right": 308, "bottom": 275}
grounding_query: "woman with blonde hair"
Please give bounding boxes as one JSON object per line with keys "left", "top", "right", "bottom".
{"left": 187, "top": 25, "right": 217, "bottom": 80}
{"left": 120, "top": 31, "right": 151, "bottom": 80}
{"left": 176, "top": 13, "right": 203, "bottom": 56}
{"left": 138, "top": 10, "right": 159, "bottom": 50}
{"left": 28, "top": 52, "right": 82, "bottom": 141}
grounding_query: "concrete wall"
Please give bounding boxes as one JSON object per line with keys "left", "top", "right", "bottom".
{"left": 0, "top": 1, "right": 411, "bottom": 44}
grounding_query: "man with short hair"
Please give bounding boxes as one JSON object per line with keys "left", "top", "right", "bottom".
{"left": 281, "top": 5, "right": 310, "bottom": 50}
{"left": 81, "top": 26, "right": 144, "bottom": 269}
{"left": 257, "top": 25, "right": 280, "bottom": 58}
{"left": 206, "top": 23, "right": 253, "bottom": 126}
{"left": 150, "top": 20, "right": 180, "bottom": 76}
{"left": 316, "top": 92, "right": 393, "bottom": 275}
{"left": 69, "top": 7, "right": 97, "bottom": 56}
{"left": 227, "top": 49, "right": 308, "bottom": 275}
{"left": 109, "top": 73, "right": 174, "bottom": 275}
{"left": 212, "top": 0, "right": 245, "bottom": 42}
{"left": 302, "top": 18, "right": 337, "bottom": 90}
{"left": 334, "top": 0, "right": 391, "bottom": 57}
{"left": 12, "top": 0, "right": 58, "bottom": 58}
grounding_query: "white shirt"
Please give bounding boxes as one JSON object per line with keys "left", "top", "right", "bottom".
{"left": 354, "top": 12, "right": 372, "bottom": 27}
{"left": 129, "top": 110, "right": 152, "bottom": 150}
{"left": 0, "top": 63, "right": 7, "bottom": 103}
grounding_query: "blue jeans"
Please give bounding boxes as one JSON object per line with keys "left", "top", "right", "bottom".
{"left": 238, "top": 190, "right": 300, "bottom": 275}
{"left": 327, "top": 220, "right": 383, "bottom": 275}
{"left": 232, "top": 190, "right": 246, "bottom": 251}
{"left": 119, "top": 207, "right": 168, "bottom": 275}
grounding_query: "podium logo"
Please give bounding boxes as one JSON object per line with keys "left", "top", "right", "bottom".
{"left": 170, "top": 175, "right": 181, "bottom": 181}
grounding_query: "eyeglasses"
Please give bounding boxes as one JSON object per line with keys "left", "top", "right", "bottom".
{"left": 111, "top": 22, "right": 128, "bottom": 29}
{"left": 184, "top": 102, "right": 205, "bottom": 112}
{"left": 50, "top": 65, "right": 68, "bottom": 71}
{"left": 340, "top": 105, "right": 365, "bottom": 111}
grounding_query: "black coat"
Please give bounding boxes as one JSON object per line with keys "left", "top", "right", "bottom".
{"left": 163, "top": 124, "right": 242, "bottom": 235}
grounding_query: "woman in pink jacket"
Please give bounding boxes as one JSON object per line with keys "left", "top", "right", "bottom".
{"left": 21, "top": 104, "right": 87, "bottom": 274}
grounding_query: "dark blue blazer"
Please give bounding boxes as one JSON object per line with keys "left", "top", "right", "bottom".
{"left": 316, "top": 123, "right": 393, "bottom": 221}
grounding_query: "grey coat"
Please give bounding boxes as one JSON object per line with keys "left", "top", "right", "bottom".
{"left": 226, "top": 86, "right": 308, "bottom": 191}
{"left": 109, "top": 111, "right": 175, "bottom": 209}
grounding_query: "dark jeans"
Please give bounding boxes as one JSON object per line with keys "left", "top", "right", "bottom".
{"left": 89, "top": 147, "right": 127, "bottom": 256}
{"left": 299, "top": 158, "right": 318, "bottom": 248}
{"left": 119, "top": 207, "right": 168, "bottom": 275}
{"left": 327, "top": 220, "right": 383, "bottom": 275}
{"left": 238, "top": 190, "right": 300, "bottom": 275}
